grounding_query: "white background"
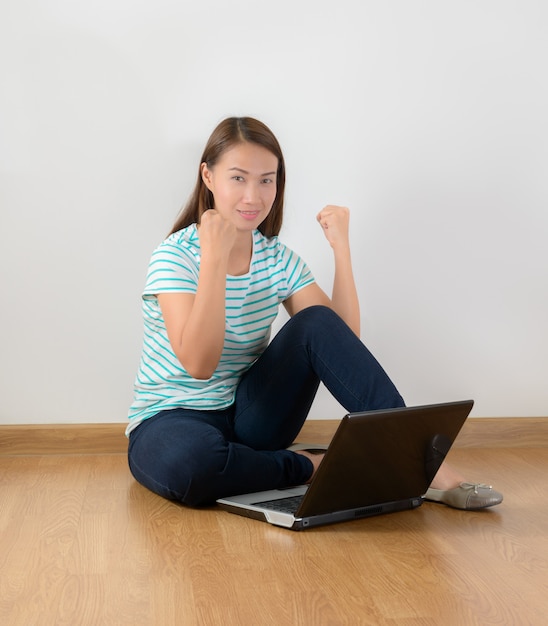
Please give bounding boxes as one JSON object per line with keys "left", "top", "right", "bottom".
{"left": 1, "top": 0, "right": 547, "bottom": 424}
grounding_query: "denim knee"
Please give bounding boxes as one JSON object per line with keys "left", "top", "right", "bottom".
{"left": 279, "top": 304, "right": 405, "bottom": 412}
{"left": 290, "top": 304, "right": 339, "bottom": 327}
{"left": 128, "top": 417, "right": 231, "bottom": 507}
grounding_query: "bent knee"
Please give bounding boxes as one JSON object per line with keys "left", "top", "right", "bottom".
{"left": 290, "top": 304, "right": 342, "bottom": 328}
{"left": 129, "top": 433, "right": 230, "bottom": 507}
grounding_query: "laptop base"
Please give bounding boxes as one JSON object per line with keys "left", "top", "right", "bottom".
{"left": 218, "top": 492, "right": 423, "bottom": 530}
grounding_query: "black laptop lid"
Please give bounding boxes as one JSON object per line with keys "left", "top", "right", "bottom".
{"left": 297, "top": 400, "right": 473, "bottom": 517}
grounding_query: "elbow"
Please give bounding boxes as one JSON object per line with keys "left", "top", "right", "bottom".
{"left": 172, "top": 343, "right": 220, "bottom": 380}
{"left": 179, "top": 356, "right": 217, "bottom": 381}
{"left": 183, "top": 363, "right": 216, "bottom": 381}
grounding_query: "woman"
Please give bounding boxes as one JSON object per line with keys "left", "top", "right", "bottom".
{"left": 127, "top": 117, "right": 502, "bottom": 511}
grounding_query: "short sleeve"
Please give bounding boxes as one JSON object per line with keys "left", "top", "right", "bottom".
{"left": 278, "top": 243, "right": 315, "bottom": 300}
{"left": 143, "top": 238, "right": 200, "bottom": 299}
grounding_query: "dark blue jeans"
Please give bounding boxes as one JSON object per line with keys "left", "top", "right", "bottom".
{"left": 128, "top": 306, "right": 405, "bottom": 506}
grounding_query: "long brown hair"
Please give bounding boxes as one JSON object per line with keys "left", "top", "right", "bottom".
{"left": 169, "top": 117, "right": 286, "bottom": 237}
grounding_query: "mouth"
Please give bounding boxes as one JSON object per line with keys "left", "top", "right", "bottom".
{"left": 238, "top": 210, "right": 261, "bottom": 221}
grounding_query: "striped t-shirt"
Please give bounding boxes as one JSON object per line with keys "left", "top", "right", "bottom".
{"left": 126, "top": 224, "right": 315, "bottom": 435}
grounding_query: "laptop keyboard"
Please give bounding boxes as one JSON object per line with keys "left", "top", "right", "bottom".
{"left": 253, "top": 495, "right": 304, "bottom": 515}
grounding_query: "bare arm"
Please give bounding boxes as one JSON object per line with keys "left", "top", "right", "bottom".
{"left": 319, "top": 205, "right": 360, "bottom": 335}
{"left": 284, "top": 206, "right": 360, "bottom": 336}
{"left": 158, "top": 210, "right": 237, "bottom": 379}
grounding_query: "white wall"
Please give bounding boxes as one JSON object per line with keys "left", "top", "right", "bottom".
{"left": 1, "top": 0, "right": 547, "bottom": 424}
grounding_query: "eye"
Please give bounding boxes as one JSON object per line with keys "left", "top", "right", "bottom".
{"left": 261, "top": 178, "right": 274, "bottom": 184}
{"left": 232, "top": 176, "right": 245, "bottom": 182}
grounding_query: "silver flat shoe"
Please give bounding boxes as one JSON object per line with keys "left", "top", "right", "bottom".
{"left": 425, "top": 482, "right": 503, "bottom": 510}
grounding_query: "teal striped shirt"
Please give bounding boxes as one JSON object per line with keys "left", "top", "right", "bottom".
{"left": 126, "top": 224, "right": 315, "bottom": 435}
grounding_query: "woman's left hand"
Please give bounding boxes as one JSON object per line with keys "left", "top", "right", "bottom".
{"left": 316, "top": 205, "right": 351, "bottom": 249}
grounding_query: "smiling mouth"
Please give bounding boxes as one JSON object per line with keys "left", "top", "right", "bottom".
{"left": 238, "top": 210, "right": 260, "bottom": 219}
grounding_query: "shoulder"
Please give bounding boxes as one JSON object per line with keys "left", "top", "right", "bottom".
{"left": 144, "top": 224, "right": 201, "bottom": 293}
{"left": 253, "top": 230, "right": 294, "bottom": 260}
{"left": 252, "top": 231, "right": 313, "bottom": 285}
{"left": 150, "top": 224, "right": 199, "bottom": 263}
{"left": 157, "top": 224, "right": 198, "bottom": 252}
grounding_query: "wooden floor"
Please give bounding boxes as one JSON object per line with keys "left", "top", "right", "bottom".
{"left": 1, "top": 422, "right": 548, "bottom": 625}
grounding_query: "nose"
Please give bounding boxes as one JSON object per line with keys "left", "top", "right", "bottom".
{"left": 242, "top": 182, "right": 261, "bottom": 204}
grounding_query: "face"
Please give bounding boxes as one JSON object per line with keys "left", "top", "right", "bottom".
{"left": 201, "top": 142, "right": 278, "bottom": 231}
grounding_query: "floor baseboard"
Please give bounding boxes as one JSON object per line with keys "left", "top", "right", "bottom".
{"left": 1, "top": 417, "right": 547, "bottom": 456}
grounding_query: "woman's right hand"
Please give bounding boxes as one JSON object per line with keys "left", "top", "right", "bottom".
{"left": 159, "top": 210, "right": 236, "bottom": 380}
{"left": 198, "top": 209, "right": 238, "bottom": 262}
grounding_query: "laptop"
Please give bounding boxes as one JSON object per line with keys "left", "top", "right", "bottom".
{"left": 216, "top": 400, "right": 473, "bottom": 530}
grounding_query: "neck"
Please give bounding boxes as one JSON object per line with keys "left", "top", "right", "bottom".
{"left": 233, "top": 228, "right": 253, "bottom": 250}
{"left": 227, "top": 230, "right": 253, "bottom": 276}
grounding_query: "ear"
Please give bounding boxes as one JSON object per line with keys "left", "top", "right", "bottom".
{"left": 201, "top": 162, "right": 213, "bottom": 190}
